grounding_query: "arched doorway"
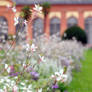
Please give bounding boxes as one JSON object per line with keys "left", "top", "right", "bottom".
{"left": 67, "top": 17, "right": 78, "bottom": 28}
{"left": 32, "top": 18, "right": 44, "bottom": 38}
{"left": 0, "top": 16, "right": 8, "bottom": 42}
{"left": 85, "top": 17, "right": 92, "bottom": 44}
{"left": 50, "top": 17, "right": 60, "bottom": 36}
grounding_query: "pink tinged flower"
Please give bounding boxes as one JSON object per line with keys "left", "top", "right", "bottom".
{"left": 10, "top": 65, "right": 15, "bottom": 73}
{"left": 33, "top": 4, "right": 43, "bottom": 13}
{"left": 14, "top": 17, "right": 19, "bottom": 26}
{"left": 23, "top": 64, "right": 26, "bottom": 68}
{"left": 7, "top": 65, "right": 14, "bottom": 73}
{"left": 13, "top": 85, "right": 18, "bottom": 92}
{"left": 39, "top": 55, "right": 46, "bottom": 62}
{"left": 31, "top": 44, "right": 37, "bottom": 52}
{"left": 12, "top": 7, "right": 17, "bottom": 12}
{"left": 4, "top": 86, "right": 7, "bottom": 92}
{"left": 4, "top": 89, "right": 7, "bottom": 92}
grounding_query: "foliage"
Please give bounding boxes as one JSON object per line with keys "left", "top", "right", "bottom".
{"left": 62, "top": 26, "right": 87, "bottom": 44}
{"left": 41, "top": 2, "right": 51, "bottom": 17}
{"left": 20, "top": 6, "right": 31, "bottom": 20}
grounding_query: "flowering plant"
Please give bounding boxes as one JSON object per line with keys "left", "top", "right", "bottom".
{"left": 34, "top": 34, "right": 86, "bottom": 71}
{"left": 0, "top": 2, "right": 86, "bottom": 92}
{"left": 0, "top": 41, "right": 71, "bottom": 92}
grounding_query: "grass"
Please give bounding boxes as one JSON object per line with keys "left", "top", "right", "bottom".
{"left": 68, "top": 49, "right": 92, "bottom": 92}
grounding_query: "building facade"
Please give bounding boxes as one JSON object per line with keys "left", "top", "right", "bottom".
{"left": 0, "top": 0, "right": 92, "bottom": 43}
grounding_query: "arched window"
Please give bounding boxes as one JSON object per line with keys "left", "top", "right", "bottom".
{"left": 67, "top": 17, "right": 78, "bottom": 28}
{"left": 85, "top": 17, "right": 92, "bottom": 44}
{"left": 0, "top": 16, "right": 8, "bottom": 42}
{"left": 32, "top": 18, "right": 44, "bottom": 38}
{"left": 50, "top": 17, "right": 60, "bottom": 36}
{"left": 16, "top": 18, "right": 26, "bottom": 41}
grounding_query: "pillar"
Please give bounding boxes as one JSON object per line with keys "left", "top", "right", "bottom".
{"left": 27, "top": 20, "right": 32, "bottom": 41}
{"left": 8, "top": 12, "right": 16, "bottom": 35}
{"left": 61, "top": 11, "right": 67, "bottom": 36}
{"left": 44, "top": 15, "right": 50, "bottom": 38}
{"left": 78, "top": 10, "right": 84, "bottom": 29}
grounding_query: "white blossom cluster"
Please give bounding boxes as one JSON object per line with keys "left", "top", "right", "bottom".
{"left": 33, "top": 34, "right": 86, "bottom": 70}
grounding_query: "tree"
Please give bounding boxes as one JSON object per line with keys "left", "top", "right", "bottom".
{"left": 20, "top": 5, "right": 32, "bottom": 20}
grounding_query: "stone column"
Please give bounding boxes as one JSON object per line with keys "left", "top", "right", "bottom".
{"left": 8, "top": 12, "right": 16, "bottom": 35}
{"left": 44, "top": 15, "right": 50, "bottom": 38}
{"left": 61, "top": 11, "right": 67, "bottom": 36}
{"left": 27, "top": 21, "right": 32, "bottom": 41}
{"left": 78, "top": 10, "right": 84, "bottom": 29}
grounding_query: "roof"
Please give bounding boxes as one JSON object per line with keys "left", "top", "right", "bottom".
{"left": 13, "top": 0, "right": 92, "bottom": 5}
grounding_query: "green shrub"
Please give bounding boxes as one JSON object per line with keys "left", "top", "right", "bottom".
{"left": 62, "top": 26, "right": 87, "bottom": 44}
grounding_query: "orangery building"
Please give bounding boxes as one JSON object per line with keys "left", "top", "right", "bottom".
{"left": 0, "top": 0, "right": 92, "bottom": 43}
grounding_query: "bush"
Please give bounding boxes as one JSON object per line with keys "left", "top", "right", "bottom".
{"left": 62, "top": 26, "right": 87, "bottom": 44}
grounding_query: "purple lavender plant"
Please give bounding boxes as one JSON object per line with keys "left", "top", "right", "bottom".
{"left": 52, "top": 84, "right": 59, "bottom": 89}
{"left": 30, "top": 71, "right": 39, "bottom": 80}
{"left": 9, "top": 72, "right": 20, "bottom": 77}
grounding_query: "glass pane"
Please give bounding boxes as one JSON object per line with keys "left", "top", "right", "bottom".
{"left": 32, "top": 18, "right": 44, "bottom": 38}
{"left": 67, "top": 17, "right": 78, "bottom": 28}
{"left": 50, "top": 17, "right": 60, "bottom": 36}
{"left": 0, "top": 16, "right": 8, "bottom": 42}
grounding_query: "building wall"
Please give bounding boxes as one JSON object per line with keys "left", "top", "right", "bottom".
{"left": 0, "top": 3, "right": 92, "bottom": 40}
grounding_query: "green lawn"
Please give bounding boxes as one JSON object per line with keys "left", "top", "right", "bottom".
{"left": 68, "top": 49, "right": 92, "bottom": 92}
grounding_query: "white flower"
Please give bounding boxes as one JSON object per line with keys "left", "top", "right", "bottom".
{"left": 39, "top": 55, "right": 46, "bottom": 62}
{"left": 0, "top": 89, "right": 4, "bottom": 92}
{"left": 59, "top": 69, "right": 64, "bottom": 75}
{"left": 6, "top": 79, "right": 10, "bottom": 83}
{"left": 55, "top": 72, "right": 60, "bottom": 76}
{"left": 12, "top": 7, "right": 17, "bottom": 12}
{"left": 28, "top": 85, "right": 32, "bottom": 89}
{"left": 24, "top": 20, "right": 28, "bottom": 26}
{"left": 23, "top": 64, "right": 26, "bottom": 67}
{"left": 26, "top": 44, "right": 30, "bottom": 51}
{"left": 14, "top": 77, "right": 18, "bottom": 79}
{"left": 31, "top": 44, "right": 37, "bottom": 52}
{"left": 0, "top": 79, "right": 4, "bottom": 83}
{"left": 21, "top": 82, "right": 25, "bottom": 86}
{"left": 14, "top": 17, "right": 19, "bottom": 26}
{"left": 5, "top": 64, "right": 8, "bottom": 69}
{"left": 33, "top": 4, "right": 43, "bottom": 13}
{"left": 38, "top": 88, "right": 42, "bottom": 92}
{"left": 56, "top": 76, "right": 61, "bottom": 81}
{"left": 27, "top": 90, "right": 32, "bottom": 92}
{"left": 7, "top": 67, "right": 11, "bottom": 73}
{"left": 51, "top": 75, "right": 55, "bottom": 78}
